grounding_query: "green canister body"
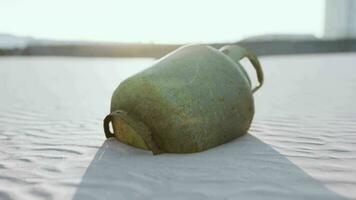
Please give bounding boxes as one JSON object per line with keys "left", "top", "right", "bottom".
{"left": 104, "top": 44, "right": 263, "bottom": 154}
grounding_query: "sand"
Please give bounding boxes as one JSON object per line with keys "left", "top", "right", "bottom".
{"left": 0, "top": 54, "right": 355, "bottom": 200}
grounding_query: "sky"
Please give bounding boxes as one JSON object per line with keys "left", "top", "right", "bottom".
{"left": 0, "top": 0, "right": 325, "bottom": 43}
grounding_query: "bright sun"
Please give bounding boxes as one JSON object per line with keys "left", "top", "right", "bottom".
{"left": 0, "top": 0, "right": 324, "bottom": 43}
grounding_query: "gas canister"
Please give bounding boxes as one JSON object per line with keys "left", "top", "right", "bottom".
{"left": 104, "top": 44, "right": 263, "bottom": 154}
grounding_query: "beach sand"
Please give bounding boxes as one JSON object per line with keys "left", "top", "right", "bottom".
{"left": 0, "top": 54, "right": 355, "bottom": 199}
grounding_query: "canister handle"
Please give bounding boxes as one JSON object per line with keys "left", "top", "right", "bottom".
{"left": 103, "top": 114, "right": 115, "bottom": 138}
{"left": 220, "top": 45, "right": 264, "bottom": 93}
{"left": 103, "top": 110, "right": 162, "bottom": 155}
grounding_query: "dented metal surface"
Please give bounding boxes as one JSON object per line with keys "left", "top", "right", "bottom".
{"left": 104, "top": 44, "right": 263, "bottom": 154}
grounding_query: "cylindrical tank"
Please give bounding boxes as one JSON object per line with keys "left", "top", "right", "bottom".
{"left": 104, "top": 44, "right": 263, "bottom": 154}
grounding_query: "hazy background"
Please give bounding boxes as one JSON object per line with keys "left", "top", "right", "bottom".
{"left": 1, "top": 0, "right": 355, "bottom": 57}
{"left": 0, "top": 0, "right": 324, "bottom": 43}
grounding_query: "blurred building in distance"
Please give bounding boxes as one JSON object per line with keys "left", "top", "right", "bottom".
{"left": 324, "top": 0, "right": 356, "bottom": 39}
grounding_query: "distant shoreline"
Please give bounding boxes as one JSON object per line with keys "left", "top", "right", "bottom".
{"left": 1, "top": 39, "right": 356, "bottom": 58}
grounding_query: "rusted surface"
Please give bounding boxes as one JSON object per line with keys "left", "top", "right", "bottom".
{"left": 106, "top": 44, "right": 263, "bottom": 154}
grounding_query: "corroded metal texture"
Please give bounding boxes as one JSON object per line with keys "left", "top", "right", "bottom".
{"left": 104, "top": 44, "right": 263, "bottom": 154}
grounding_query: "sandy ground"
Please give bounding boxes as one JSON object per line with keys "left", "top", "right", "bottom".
{"left": 0, "top": 54, "right": 356, "bottom": 200}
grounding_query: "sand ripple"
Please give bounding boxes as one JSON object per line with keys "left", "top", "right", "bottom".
{"left": 1, "top": 55, "right": 356, "bottom": 199}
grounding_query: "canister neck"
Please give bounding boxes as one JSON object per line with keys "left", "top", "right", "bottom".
{"left": 220, "top": 45, "right": 252, "bottom": 87}
{"left": 219, "top": 45, "right": 264, "bottom": 93}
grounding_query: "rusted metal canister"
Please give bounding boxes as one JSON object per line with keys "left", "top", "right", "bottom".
{"left": 104, "top": 44, "right": 263, "bottom": 154}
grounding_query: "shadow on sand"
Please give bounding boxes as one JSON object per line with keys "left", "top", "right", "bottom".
{"left": 72, "top": 134, "right": 348, "bottom": 200}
